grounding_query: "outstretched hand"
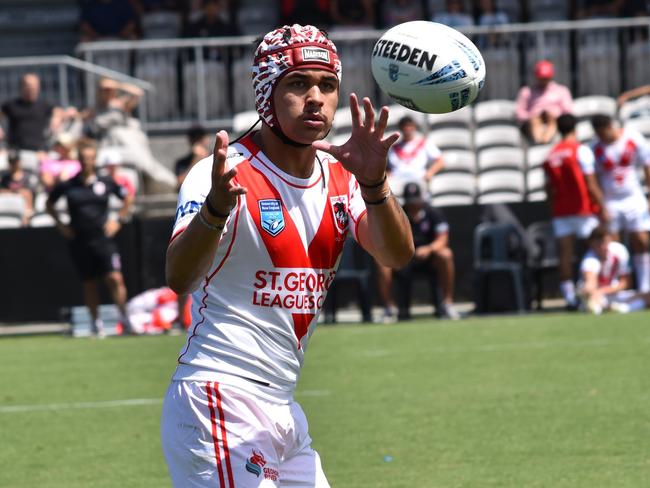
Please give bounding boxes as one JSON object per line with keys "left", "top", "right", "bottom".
{"left": 312, "top": 93, "right": 399, "bottom": 185}
{"left": 208, "top": 130, "right": 247, "bottom": 216}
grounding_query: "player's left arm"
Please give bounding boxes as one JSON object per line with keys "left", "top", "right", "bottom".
{"left": 313, "top": 94, "right": 414, "bottom": 268}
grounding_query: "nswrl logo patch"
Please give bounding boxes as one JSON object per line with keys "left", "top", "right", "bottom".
{"left": 259, "top": 199, "right": 285, "bottom": 236}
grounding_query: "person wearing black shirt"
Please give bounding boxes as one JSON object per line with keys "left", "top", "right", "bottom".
{"left": 46, "top": 139, "right": 135, "bottom": 337}
{"left": 0, "top": 74, "right": 55, "bottom": 152}
{"left": 377, "top": 182, "right": 460, "bottom": 321}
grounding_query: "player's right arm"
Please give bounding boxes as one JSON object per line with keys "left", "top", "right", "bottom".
{"left": 166, "top": 131, "right": 247, "bottom": 295}
{"left": 579, "top": 145, "right": 608, "bottom": 221}
{"left": 46, "top": 182, "right": 74, "bottom": 239}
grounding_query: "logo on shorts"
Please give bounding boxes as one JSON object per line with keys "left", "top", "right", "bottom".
{"left": 246, "top": 449, "right": 266, "bottom": 477}
{"left": 259, "top": 199, "right": 285, "bottom": 236}
{"left": 330, "top": 195, "right": 349, "bottom": 234}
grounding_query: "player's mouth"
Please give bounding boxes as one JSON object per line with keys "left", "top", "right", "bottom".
{"left": 302, "top": 113, "right": 327, "bottom": 129}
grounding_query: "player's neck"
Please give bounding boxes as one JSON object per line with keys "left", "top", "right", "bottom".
{"left": 255, "top": 126, "right": 316, "bottom": 179}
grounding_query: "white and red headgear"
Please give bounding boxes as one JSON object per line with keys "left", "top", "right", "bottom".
{"left": 252, "top": 24, "right": 342, "bottom": 129}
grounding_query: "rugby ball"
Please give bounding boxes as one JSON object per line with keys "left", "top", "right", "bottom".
{"left": 371, "top": 21, "right": 485, "bottom": 114}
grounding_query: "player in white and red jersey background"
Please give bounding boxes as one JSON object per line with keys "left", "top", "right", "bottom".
{"left": 579, "top": 225, "right": 636, "bottom": 314}
{"left": 387, "top": 115, "right": 444, "bottom": 193}
{"left": 160, "top": 24, "right": 414, "bottom": 488}
{"left": 584, "top": 114, "right": 650, "bottom": 294}
{"left": 543, "top": 114, "right": 600, "bottom": 309}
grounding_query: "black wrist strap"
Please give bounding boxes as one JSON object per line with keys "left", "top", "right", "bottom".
{"left": 362, "top": 194, "right": 390, "bottom": 206}
{"left": 204, "top": 197, "right": 230, "bottom": 219}
{"left": 357, "top": 173, "right": 387, "bottom": 189}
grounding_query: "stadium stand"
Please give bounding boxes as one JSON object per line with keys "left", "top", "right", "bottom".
{"left": 427, "top": 128, "right": 473, "bottom": 151}
{"left": 427, "top": 106, "right": 472, "bottom": 130}
{"left": 477, "top": 147, "right": 525, "bottom": 172}
{"left": 438, "top": 149, "right": 476, "bottom": 174}
{"left": 474, "top": 125, "right": 521, "bottom": 150}
{"left": 527, "top": 220, "right": 559, "bottom": 309}
{"left": 429, "top": 172, "right": 476, "bottom": 207}
{"left": 473, "top": 99, "right": 516, "bottom": 127}
{"left": 525, "top": 167, "right": 546, "bottom": 202}
{"left": 477, "top": 169, "right": 525, "bottom": 204}
{"left": 0, "top": 193, "right": 27, "bottom": 227}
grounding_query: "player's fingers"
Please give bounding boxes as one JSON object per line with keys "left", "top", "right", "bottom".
{"left": 220, "top": 167, "right": 238, "bottom": 186}
{"left": 229, "top": 185, "right": 248, "bottom": 196}
{"left": 375, "top": 106, "right": 390, "bottom": 139}
{"left": 349, "top": 93, "right": 362, "bottom": 129}
{"left": 363, "top": 97, "right": 375, "bottom": 131}
{"left": 382, "top": 131, "right": 400, "bottom": 149}
{"left": 212, "top": 130, "right": 229, "bottom": 173}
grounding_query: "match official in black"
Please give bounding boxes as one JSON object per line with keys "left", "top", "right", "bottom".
{"left": 47, "top": 138, "right": 134, "bottom": 337}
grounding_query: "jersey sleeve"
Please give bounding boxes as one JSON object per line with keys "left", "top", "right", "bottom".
{"left": 172, "top": 155, "right": 214, "bottom": 239}
{"left": 108, "top": 178, "right": 128, "bottom": 200}
{"left": 387, "top": 147, "right": 397, "bottom": 173}
{"left": 580, "top": 253, "right": 601, "bottom": 275}
{"left": 428, "top": 206, "right": 449, "bottom": 235}
{"left": 614, "top": 242, "right": 631, "bottom": 275}
{"left": 629, "top": 130, "right": 650, "bottom": 167}
{"left": 577, "top": 144, "right": 595, "bottom": 174}
{"left": 347, "top": 174, "right": 367, "bottom": 243}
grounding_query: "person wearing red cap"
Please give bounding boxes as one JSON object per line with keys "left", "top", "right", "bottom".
{"left": 515, "top": 60, "right": 574, "bottom": 145}
{"left": 161, "top": 24, "right": 414, "bottom": 487}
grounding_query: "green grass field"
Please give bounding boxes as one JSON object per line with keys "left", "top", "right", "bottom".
{"left": 1, "top": 312, "right": 649, "bottom": 487}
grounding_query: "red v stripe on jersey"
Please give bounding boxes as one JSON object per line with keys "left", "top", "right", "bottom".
{"left": 235, "top": 157, "right": 347, "bottom": 270}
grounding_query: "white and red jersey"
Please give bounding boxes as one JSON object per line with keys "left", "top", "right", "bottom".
{"left": 170, "top": 134, "right": 366, "bottom": 402}
{"left": 387, "top": 134, "right": 441, "bottom": 181}
{"left": 580, "top": 241, "right": 630, "bottom": 288}
{"left": 589, "top": 128, "right": 650, "bottom": 201}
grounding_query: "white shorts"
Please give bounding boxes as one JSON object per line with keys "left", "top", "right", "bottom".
{"left": 606, "top": 197, "right": 650, "bottom": 234}
{"left": 160, "top": 380, "right": 330, "bottom": 488}
{"left": 552, "top": 215, "right": 599, "bottom": 239}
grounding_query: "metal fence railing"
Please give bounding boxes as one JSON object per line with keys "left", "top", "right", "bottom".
{"left": 0, "top": 55, "right": 154, "bottom": 125}
{"left": 8, "top": 17, "right": 649, "bottom": 132}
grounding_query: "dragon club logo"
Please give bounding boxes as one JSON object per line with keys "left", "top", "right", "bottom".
{"left": 330, "top": 195, "right": 349, "bottom": 234}
{"left": 245, "top": 449, "right": 279, "bottom": 481}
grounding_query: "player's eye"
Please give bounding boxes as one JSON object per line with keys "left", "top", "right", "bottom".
{"left": 320, "top": 81, "right": 336, "bottom": 92}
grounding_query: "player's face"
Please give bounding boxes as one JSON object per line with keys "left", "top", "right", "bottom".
{"left": 592, "top": 235, "right": 610, "bottom": 261}
{"left": 273, "top": 69, "right": 339, "bottom": 144}
{"left": 79, "top": 147, "right": 97, "bottom": 172}
{"left": 400, "top": 122, "right": 417, "bottom": 141}
{"left": 595, "top": 125, "right": 617, "bottom": 144}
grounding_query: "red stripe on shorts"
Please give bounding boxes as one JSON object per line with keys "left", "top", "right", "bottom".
{"left": 205, "top": 382, "right": 227, "bottom": 487}
{"left": 214, "top": 382, "right": 235, "bottom": 487}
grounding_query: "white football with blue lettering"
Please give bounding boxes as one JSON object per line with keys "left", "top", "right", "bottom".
{"left": 371, "top": 21, "right": 485, "bottom": 114}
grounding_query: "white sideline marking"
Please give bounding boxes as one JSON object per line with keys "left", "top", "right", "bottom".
{"left": 0, "top": 398, "right": 162, "bottom": 414}
{"left": 0, "top": 390, "right": 332, "bottom": 414}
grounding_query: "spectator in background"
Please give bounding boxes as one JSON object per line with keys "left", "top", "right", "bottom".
{"left": 0, "top": 74, "right": 61, "bottom": 154}
{"left": 329, "top": 0, "right": 375, "bottom": 30}
{"left": 387, "top": 116, "right": 444, "bottom": 192}
{"left": 578, "top": 225, "right": 633, "bottom": 314}
{"left": 183, "top": 0, "right": 239, "bottom": 38}
{"left": 0, "top": 150, "right": 39, "bottom": 225}
{"left": 516, "top": 60, "right": 573, "bottom": 145}
{"left": 617, "top": 84, "right": 650, "bottom": 108}
{"left": 543, "top": 114, "right": 600, "bottom": 309}
{"left": 98, "top": 148, "right": 137, "bottom": 197}
{"left": 586, "top": 114, "right": 650, "bottom": 293}
{"left": 280, "top": 0, "right": 332, "bottom": 29}
{"left": 80, "top": 0, "right": 139, "bottom": 42}
{"left": 39, "top": 134, "right": 81, "bottom": 191}
{"left": 381, "top": 0, "right": 424, "bottom": 27}
{"left": 475, "top": 0, "right": 509, "bottom": 47}
{"left": 174, "top": 125, "right": 210, "bottom": 189}
{"left": 46, "top": 138, "right": 135, "bottom": 338}
{"left": 377, "top": 182, "right": 459, "bottom": 322}
{"left": 432, "top": 0, "right": 474, "bottom": 28}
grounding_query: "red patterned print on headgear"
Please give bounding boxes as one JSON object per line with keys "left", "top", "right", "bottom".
{"left": 252, "top": 24, "right": 342, "bottom": 128}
